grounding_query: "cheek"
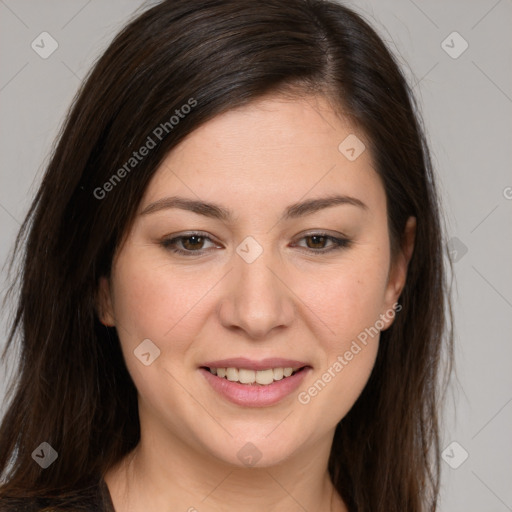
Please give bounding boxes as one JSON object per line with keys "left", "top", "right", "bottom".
{"left": 107, "top": 255, "right": 223, "bottom": 400}
{"left": 299, "top": 341, "right": 379, "bottom": 426}
{"left": 292, "top": 249, "right": 388, "bottom": 416}
{"left": 108, "top": 258, "right": 210, "bottom": 414}
{"left": 294, "top": 290, "right": 383, "bottom": 428}
{"left": 298, "top": 250, "right": 390, "bottom": 346}
{"left": 110, "top": 255, "right": 210, "bottom": 344}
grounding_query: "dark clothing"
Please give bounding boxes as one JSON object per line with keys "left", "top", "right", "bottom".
{"left": 0, "top": 477, "right": 115, "bottom": 511}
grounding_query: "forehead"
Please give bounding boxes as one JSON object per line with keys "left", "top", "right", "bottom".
{"left": 140, "top": 94, "right": 383, "bottom": 217}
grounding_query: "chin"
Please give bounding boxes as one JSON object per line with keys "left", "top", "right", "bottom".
{"left": 200, "top": 428, "right": 306, "bottom": 469}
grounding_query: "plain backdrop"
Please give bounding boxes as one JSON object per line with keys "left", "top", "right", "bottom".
{"left": 0, "top": 1, "right": 511, "bottom": 511}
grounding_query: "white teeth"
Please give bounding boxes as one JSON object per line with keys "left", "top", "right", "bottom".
{"left": 255, "top": 369, "right": 274, "bottom": 385}
{"left": 273, "top": 367, "right": 284, "bottom": 381}
{"left": 238, "top": 369, "right": 255, "bottom": 384}
{"left": 208, "top": 366, "right": 302, "bottom": 385}
{"left": 226, "top": 368, "right": 239, "bottom": 381}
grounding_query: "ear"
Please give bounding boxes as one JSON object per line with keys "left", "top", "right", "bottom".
{"left": 96, "top": 276, "right": 116, "bottom": 326}
{"left": 381, "top": 216, "right": 416, "bottom": 330}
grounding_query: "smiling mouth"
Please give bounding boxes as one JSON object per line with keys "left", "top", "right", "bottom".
{"left": 200, "top": 366, "right": 308, "bottom": 385}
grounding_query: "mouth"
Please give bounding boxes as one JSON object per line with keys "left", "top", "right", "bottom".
{"left": 200, "top": 365, "right": 307, "bottom": 385}
{"left": 199, "top": 358, "right": 312, "bottom": 407}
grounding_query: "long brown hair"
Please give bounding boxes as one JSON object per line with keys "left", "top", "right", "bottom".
{"left": 0, "top": 1, "right": 453, "bottom": 510}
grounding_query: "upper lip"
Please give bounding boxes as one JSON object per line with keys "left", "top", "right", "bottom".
{"left": 201, "top": 357, "right": 310, "bottom": 371}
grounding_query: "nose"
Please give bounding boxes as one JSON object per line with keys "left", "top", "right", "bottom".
{"left": 217, "top": 245, "right": 295, "bottom": 340}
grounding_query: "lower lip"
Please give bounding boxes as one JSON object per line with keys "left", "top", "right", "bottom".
{"left": 200, "top": 367, "right": 311, "bottom": 407}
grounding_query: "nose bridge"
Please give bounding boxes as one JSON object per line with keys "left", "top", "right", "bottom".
{"left": 219, "top": 236, "right": 294, "bottom": 338}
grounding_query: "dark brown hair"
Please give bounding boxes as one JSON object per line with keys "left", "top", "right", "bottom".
{"left": 0, "top": 0, "right": 453, "bottom": 510}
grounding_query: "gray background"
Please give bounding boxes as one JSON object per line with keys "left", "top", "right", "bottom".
{"left": 0, "top": 1, "right": 511, "bottom": 510}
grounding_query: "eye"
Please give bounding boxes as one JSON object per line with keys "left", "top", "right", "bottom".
{"left": 160, "top": 232, "right": 220, "bottom": 256}
{"left": 292, "top": 233, "right": 351, "bottom": 253}
{"left": 160, "top": 231, "right": 351, "bottom": 257}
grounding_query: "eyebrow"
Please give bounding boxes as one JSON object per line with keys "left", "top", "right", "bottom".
{"left": 140, "top": 194, "right": 367, "bottom": 222}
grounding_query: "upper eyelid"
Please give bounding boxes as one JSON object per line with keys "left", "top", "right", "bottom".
{"left": 163, "top": 230, "right": 347, "bottom": 243}
{"left": 166, "top": 231, "right": 220, "bottom": 245}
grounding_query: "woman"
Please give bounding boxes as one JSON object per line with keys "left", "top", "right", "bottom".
{"left": 0, "top": 0, "right": 453, "bottom": 510}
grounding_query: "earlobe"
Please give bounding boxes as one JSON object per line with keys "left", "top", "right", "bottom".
{"left": 96, "top": 276, "right": 115, "bottom": 326}
{"left": 382, "top": 216, "right": 416, "bottom": 328}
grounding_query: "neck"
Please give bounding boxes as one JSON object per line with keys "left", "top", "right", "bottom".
{"left": 105, "top": 425, "right": 347, "bottom": 512}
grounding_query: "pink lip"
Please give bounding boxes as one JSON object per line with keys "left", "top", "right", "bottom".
{"left": 201, "top": 357, "right": 309, "bottom": 371}
{"left": 199, "top": 366, "right": 311, "bottom": 408}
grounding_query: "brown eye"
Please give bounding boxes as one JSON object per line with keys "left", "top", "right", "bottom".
{"left": 161, "top": 232, "right": 218, "bottom": 255}
{"left": 180, "top": 235, "right": 206, "bottom": 250}
{"left": 161, "top": 231, "right": 350, "bottom": 257}
{"left": 293, "top": 233, "right": 351, "bottom": 254}
{"left": 304, "top": 235, "right": 329, "bottom": 249}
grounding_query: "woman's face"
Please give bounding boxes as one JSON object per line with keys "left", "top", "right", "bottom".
{"left": 98, "top": 93, "right": 411, "bottom": 468}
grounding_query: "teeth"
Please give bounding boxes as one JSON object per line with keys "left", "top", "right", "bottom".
{"left": 273, "top": 367, "right": 284, "bottom": 381}
{"left": 226, "top": 368, "right": 239, "bottom": 381}
{"left": 208, "top": 366, "right": 301, "bottom": 385}
{"left": 239, "top": 369, "right": 255, "bottom": 384}
{"left": 255, "top": 369, "right": 274, "bottom": 385}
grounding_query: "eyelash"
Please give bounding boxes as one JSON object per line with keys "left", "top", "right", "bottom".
{"left": 160, "top": 231, "right": 351, "bottom": 256}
